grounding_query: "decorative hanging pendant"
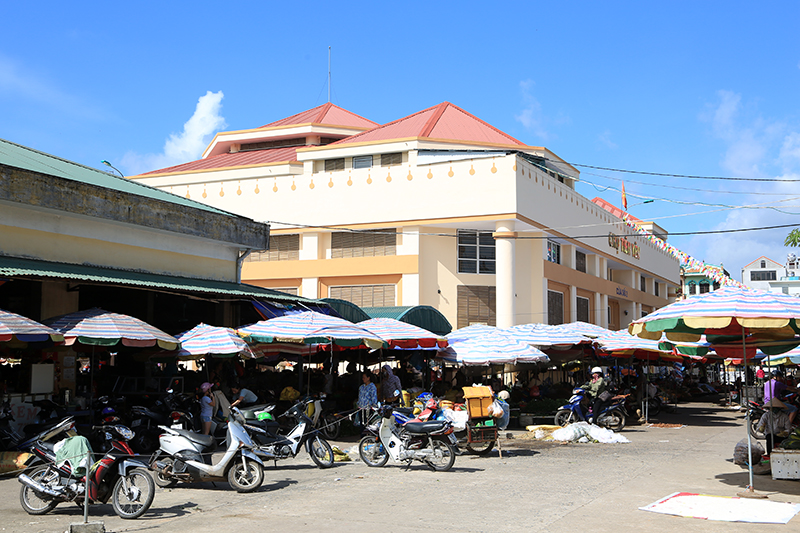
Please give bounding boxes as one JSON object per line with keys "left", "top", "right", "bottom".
{"left": 185, "top": 186, "right": 191, "bottom": 199}
{"left": 202, "top": 185, "right": 207, "bottom": 198}
{"left": 237, "top": 181, "right": 242, "bottom": 195}
{"left": 255, "top": 179, "right": 261, "bottom": 194}
{"left": 427, "top": 169, "right": 433, "bottom": 179}
{"left": 448, "top": 166, "right": 454, "bottom": 177}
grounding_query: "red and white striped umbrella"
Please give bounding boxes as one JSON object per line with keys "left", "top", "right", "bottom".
{"left": 359, "top": 318, "right": 447, "bottom": 350}
{"left": 45, "top": 308, "right": 179, "bottom": 349}
{"left": 0, "top": 308, "right": 63, "bottom": 343}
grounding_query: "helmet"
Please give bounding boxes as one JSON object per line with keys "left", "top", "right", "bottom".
{"left": 101, "top": 407, "right": 116, "bottom": 416}
{"left": 497, "top": 390, "right": 510, "bottom": 401}
{"left": 591, "top": 367, "right": 603, "bottom": 375}
{"left": 200, "top": 382, "right": 213, "bottom": 393}
{"left": 256, "top": 411, "right": 274, "bottom": 421}
{"left": 772, "top": 369, "right": 784, "bottom": 377}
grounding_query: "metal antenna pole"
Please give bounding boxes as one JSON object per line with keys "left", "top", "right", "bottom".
{"left": 328, "top": 46, "right": 331, "bottom": 103}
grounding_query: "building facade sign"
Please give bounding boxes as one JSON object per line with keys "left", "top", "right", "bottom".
{"left": 608, "top": 233, "right": 640, "bottom": 259}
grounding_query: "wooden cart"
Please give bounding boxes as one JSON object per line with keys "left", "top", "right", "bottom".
{"left": 458, "top": 386, "right": 498, "bottom": 455}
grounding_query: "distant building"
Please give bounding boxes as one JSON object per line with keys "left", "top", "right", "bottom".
{"left": 741, "top": 256, "right": 782, "bottom": 292}
{"left": 681, "top": 263, "right": 727, "bottom": 297}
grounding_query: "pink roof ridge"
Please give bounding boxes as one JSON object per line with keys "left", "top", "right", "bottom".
{"left": 260, "top": 102, "right": 378, "bottom": 129}
{"left": 136, "top": 146, "right": 302, "bottom": 176}
{"left": 330, "top": 102, "right": 527, "bottom": 147}
{"left": 591, "top": 197, "right": 644, "bottom": 224}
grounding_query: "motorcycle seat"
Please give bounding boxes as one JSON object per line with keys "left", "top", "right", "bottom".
{"left": 169, "top": 428, "right": 215, "bottom": 448}
{"left": 403, "top": 421, "right": 448, "bottom": 434}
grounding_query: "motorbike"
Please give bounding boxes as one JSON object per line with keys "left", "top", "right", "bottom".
{"left": 748, "top": 392, "right": 800, "bottom": 440}
{"left": 0, "top": 398, "right": 75, "bottom": 452}
{"left": 242, "top": 398, "right": 334, "bottom": 469}
{"left": 149, "top": 406, "right": 264, "bottom": 492}
{"left": 129, "top": 388, "right": 194, "bottom": 453}
{"left": 358, "top": 405, "right": 458, "bottom": 472}
{"left": 554, "top": 388, "right": 628, "bottom": 431}
{"left": 307, "top": 396, "right": 342, "bottom": 440}
{"left": 18, "top": 423, "right": 155, "bottom": 519}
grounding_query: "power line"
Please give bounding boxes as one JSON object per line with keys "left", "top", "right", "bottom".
{"left": 563, "top": 161, "right": 800, "bottom": 182}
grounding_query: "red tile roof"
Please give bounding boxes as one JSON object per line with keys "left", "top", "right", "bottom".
{"left": 591, "top": 197, "right": 643, "bottom": 223}
{"left": 260, "top": 103, "right": 378, "bottom": 129}
{"left": 330, "top": 102, "right": 527, "bottom": 147}
{"left": 138, "top": 146, "right": 301, "bottom": 176}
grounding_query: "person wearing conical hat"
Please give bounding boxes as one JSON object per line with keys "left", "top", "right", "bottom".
{"left": 757, "top": 397, "right": 793, "bottom": 455}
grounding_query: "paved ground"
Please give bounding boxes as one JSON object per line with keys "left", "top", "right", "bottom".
{"left": 2, "top": 400, "right": 799, "bottom": 533}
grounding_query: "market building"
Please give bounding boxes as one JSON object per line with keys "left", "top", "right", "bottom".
{"left": 132, "top": 102, "right": 681, "bottom": 332}
{"left": 0, "top": 137, "right": 320, "bottom": 402}
{"left": 741, "top": 255, "right": 784, "bottom": 292}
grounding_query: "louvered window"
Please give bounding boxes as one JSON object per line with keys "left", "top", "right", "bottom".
{"left": 381, "top": 153, "right": 402, "bottom": 167}
{"left": 271, "top": 288, "right": 298, "bottom": 296}
{"left": 329, "top": 285, "right": 395, "bottom": 307}
{"left": 457, "top": 285, "right": 496, "bottom": 329}
{"left": 331, "top": 231, "right": 396, "bottom": 258}
{"left": 324, "top": 158, "right": 345, "bottom": 171}
{"left": 575, "top": 251, "right": 586, "bottom": 273}
{"left": 245, "top": 234, "right": 299, "bottom": 262}
{"left": 353, "top": 155, "right": 373, "bottom": 169}
{"left": 576, "top": 296, "right": 590, "bottom": 322}
{"left": 458, "top": 230, "right": 495, "bottom": 274}
{"left": 548, "top": 290, "right": 564, "bottom": 325}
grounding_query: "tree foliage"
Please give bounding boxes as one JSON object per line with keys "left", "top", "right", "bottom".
{"left": 786, "top": 229, "right": 800, "bottom": 247}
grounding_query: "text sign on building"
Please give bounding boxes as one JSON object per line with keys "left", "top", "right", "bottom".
{"left": 608, "top": 233, "right": 640, "bottom": 259}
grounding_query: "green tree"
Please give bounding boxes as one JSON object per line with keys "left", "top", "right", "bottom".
{"left": 786, "top": 229, "right": 800, "bottom": 247}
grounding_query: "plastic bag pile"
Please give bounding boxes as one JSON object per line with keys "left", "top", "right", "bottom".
{"left": 551, "top": 421, "right": 630, "bottom": 444}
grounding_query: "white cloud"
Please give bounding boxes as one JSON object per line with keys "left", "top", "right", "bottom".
{"left": 0, "top": 53, "right": 105, "bottom": 120}
{"left": 514, "top": 79, "right": 550, "bottom": 141}
{"left": 598, "top": 129, "right": 618, "bottom": 150}
{"left": 122, "top": 91, "right": 226, "bottom": 175}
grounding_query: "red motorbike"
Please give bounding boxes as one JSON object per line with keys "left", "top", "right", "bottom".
{"left": 18, "top": 423, "right": 155, "bottom": 519}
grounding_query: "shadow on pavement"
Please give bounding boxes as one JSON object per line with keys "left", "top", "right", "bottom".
{"left": 714, "top": 470, "right": 800, "bottom": 496}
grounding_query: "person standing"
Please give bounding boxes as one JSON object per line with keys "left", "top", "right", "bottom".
{"left": 355, "top": 372, "right": 378, "bottom": 428}
{"left": 764, "top": 369, "right": 799, "bottom": 424}
{"left": 200, "top": 382, "right": 216, "bottom": 435}
{"left": 380, "top": 365, "right": 404, "bottom": 405}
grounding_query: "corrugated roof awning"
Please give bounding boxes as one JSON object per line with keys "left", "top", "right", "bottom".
{"left": 0, "top": 255, "right": 315, "bottom": 303}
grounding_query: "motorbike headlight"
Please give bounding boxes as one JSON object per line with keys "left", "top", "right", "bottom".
{"left": 116, "top": 425, "right": 135, "bottom": 440}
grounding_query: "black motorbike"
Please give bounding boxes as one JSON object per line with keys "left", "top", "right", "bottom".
{"left": 128, "top": 388, "right": 194, "bottom": 453}
{"left": 0, "top": 398, "right": 75, "bottom": 452}
{"left": 242, "top": 398, "right": 334, "bottom": 469}
{"left": 18, "top": 423, "right": 155, "bottom": 519}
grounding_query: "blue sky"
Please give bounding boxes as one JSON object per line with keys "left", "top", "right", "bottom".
{"left": 3, "top": 2, "right": 800, "bottom": 281}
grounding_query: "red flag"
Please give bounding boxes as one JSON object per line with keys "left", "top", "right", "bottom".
{"left": 621, "top": 182, "right": 628, "bottom": 210}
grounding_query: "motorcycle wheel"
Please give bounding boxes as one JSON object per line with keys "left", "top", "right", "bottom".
{"left": 358, "top": 435, "right": 388, "bottom": 467}
{"left": 227, "top": 457, "right": 263, "bottom": 493}
{"left": 112, "top": 468, "right": 155, "bottom": 519}
{"left": 153, "top": 457, "right": 178, "bottom": 488}
{"left": 554, "top": 409, "right": 576, "bottom": 427}
{"left": 750, "top": 416, "right": 766, "bottom": 440}
{"left": 465, "top": 426, "right": 495, "bottom": 455}
{"left": 600, "top": 409, "right": 626, "bottom": 432}
{"left": 645, "top": 398, "right": 661, "bottom": 417}
{"left": 426, "top": 440, "right": 456, "bottom": 472}
{"left": 306, "top": 436, "right": 334, "bottom": 468}
{"left": 321, "top": 414, "right": 341, "bottom": 440}
{"left": 19, "top": 466, "right": 59, "bottom": 515}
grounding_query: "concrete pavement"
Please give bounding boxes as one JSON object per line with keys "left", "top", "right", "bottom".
{"left": 1, "top": 400, "right": 799, "bottom": 533}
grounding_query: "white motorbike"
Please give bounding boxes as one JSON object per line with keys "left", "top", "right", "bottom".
{"left": 149, "top": 407, "right": 264, "bottom": 492}
{"left": 358, "top": 405, "right": 458, "bottom": 472}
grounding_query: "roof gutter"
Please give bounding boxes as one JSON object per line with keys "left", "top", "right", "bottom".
{"left": 237, "top": 248, "right": 253, "bottom": 283}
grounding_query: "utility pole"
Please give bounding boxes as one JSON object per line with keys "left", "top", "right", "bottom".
{"left": 328, "top": 46, "right": 331, "bottom": 103}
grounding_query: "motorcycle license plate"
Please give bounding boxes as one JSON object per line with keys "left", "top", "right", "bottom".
{"left": 131, "top": 419, "right": 141, "bottom": 428}
{"left": 172, "top": 423, "right": 182, "bottom": 429}
{"left": 448, "top": 433, "right": 458, "bottom": 444}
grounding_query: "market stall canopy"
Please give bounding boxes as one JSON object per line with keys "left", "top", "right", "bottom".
{"left": 594, "top": 329, "right": 683, "bottom": 362}
{"left": 446, "top": 324, "right": 498, "bottom": 345}
{"left": 440, "top": 331, "right": 549, "bottom": 366}
{"left": 319, "top": 298, "right": 370, "bottom": 323}
{"left": 45, "top": 307, "right": 179, "bottom": 349}
{"left": 360, "top": 305, "right": 452, "bottom": 336}
{"left": 0, "top": 308, "right": 64, "bottom": 344}
{"left": 175, "top": 323, "right": 255, "bottom": 360}
{"left": 359, "top": 318, "right": 447, "bottom": 350}
{"left": 505, "top": 323, "right": 589, "bottom": 347}
{"left": 237, "top": 311, "right": 385, "bottom": 349}
{"left": 762, "top": 348, "right": 800, "bottom": 366}
{"left": 558, "top": 321, "right": 611, "bottom": 338}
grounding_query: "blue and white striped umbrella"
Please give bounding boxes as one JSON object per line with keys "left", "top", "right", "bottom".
{"left": 505, "top": 323, "right": 589, "bottom": 347}
{"left": 0, "top": 308, "right": 63, "bottom": 343}
{"left": 46, "top": 307, "right": 179, "bottom": 349}
{"left": 559, "top": 321, "right": 611, "bottom": 339}
{"left": 176, "top": 323, "right": 255, "bottom": 360}
{"left": 445, "top": 324, "right": 498, "bottom": 345}
{"left": 237, "top": 311, "right": 386, "bottom": 349}
{"left": 441, "top": 331, "right": 550, "bottom": 366}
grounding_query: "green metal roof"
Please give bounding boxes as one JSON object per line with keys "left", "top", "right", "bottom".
{"left": 361, "top": 305, "right": 452, "bottom": 336}
{"left": 320, "top": 298, "right": 371, "bottom": 323}
{"left": 0, "top": 255, "right": 316, "bottom": 303}
{"left": 0, "top": 138, "right": 231, "bottom": 216}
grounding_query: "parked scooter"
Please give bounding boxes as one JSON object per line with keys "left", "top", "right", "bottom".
{"left": 129, "top": 387, "right": 194, "bottom": 453}
{"left": 242, "top": 398, "right": 334, "bottom": 469}
{"left": 149, "top": 407, "right": 264, "bottom": 492}
{"left": 359, "top": 405, "right": 458, "bottom": 472}
{"left": 18, "top": 423, "right": 154, "bottom": 519}
{"left": 554, "top": 388, "right": 628, "bottom": 431}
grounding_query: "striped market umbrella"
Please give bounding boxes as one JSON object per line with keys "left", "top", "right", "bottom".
{"left": 359, "top": 318, "right": 447, "bottom": 350}
{"left": 175, "top": 324, "right": 255, "bottom": 360}
{"left": 629, "top": 286, "right": 800, "bottom": 496}
{"left": 441, "top": 331, "right": 550, "bottom": 366}
{"left": 0, "top": 308, "right": 64, "bottom": 344}
{"left": 505, "top": 323, "right": 589, "bottom": 347}
{"left": 445, "top": 324, "right": 498, "bottom": 345}
{"left": 559, "top": 321, "right": 611, "bottom": 338}
{"left": 594, "top": 329, "right": 682, "bottom": 362}
{"left": 237, "top": 311, "right": 385, "bottom": 349}
{"left": 45, "top": 307, "right": 179, "bottom": 349}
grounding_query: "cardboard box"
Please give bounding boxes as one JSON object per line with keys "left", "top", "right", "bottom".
{"left": 771, "top": 448, "right": 800, "bottom": 480}
{"left": 463, "top": 386, "right": 493, "bottom": 418}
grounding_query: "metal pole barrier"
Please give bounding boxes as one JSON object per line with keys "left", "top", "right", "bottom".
{"left": 83, "top": 450, "right": 90, "bottom": 523}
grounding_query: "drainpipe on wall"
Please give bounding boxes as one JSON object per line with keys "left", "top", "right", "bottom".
{"left": 236, "top": 248, "right": 253, "bottom": 283}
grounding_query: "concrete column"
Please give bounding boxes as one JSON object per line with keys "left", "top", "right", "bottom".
{"left": 588, "top": 254, "right": 600, "bottom": 277}
{"left": 301, "top": 278, "right": 319, "bottom": 299}
{"left": 594, "top": 292, "right": 602, "bottom": 326}
{"left": 599, "top": 257, "right": 608, "bottom": 280}
{"left": 600, "top": 293, "right": 609, "bottom": 328}
{"left": 562, "top": 244, "right": 575, "bottom": 269}
{"left": 542, "top": 277, "right": 549, "bottom": 324}
{"left": 300, "top": 232, "right": 319, "bottom": 260}
{"left": 569, "top": 285, "right": 578, "bottom": 322}
{"left": 635, "top": 302, "right": 642, "bottom": 321}
{"left": 494, "top": 222, "right": 516, "bottom": 328}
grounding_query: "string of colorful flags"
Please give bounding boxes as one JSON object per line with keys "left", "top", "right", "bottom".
{"left": 622, "top": 214, "right": 747, "bottom": 289}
